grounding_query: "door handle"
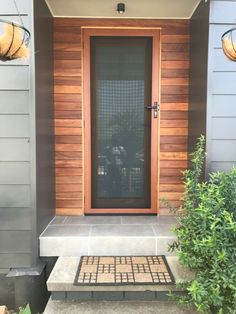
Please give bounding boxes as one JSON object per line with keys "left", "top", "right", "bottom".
{"left": 146, "top": 101, "right": 159, "bottom": 118}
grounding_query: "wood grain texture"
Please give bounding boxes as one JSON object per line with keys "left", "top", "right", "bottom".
{"left": 54, "top": 18, "right": 189, "bottom": 215}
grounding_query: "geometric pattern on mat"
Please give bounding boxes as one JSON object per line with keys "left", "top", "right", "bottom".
{"left": 74, "top": 256, "right": 175, "bottom": 286}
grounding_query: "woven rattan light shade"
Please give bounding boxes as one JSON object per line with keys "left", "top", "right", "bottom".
{"left": 0, "top": 19, "right": 30, "bottom": 62}
{"left": 222, "top": 27, "right": 236, "bottom": 62}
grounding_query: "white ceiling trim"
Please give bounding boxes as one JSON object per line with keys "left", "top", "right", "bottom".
{"left": 45, "top": 0, "right": 202, "bottom": 19}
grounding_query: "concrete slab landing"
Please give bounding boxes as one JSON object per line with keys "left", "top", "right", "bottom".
{"left": 39, "top": 215, "right": 178, "bottom": 257}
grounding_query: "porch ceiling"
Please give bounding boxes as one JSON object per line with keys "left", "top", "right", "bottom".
{"left": 45, "top": 0, "right": 201, "bottom": 19}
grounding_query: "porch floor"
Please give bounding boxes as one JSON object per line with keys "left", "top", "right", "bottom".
{"left": 39, "top": 215, "right": 177, "bottom": 257}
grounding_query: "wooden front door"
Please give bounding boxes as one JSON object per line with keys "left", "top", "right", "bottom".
{"left": 83, "top": 28, "right": 160, "bottom": 214}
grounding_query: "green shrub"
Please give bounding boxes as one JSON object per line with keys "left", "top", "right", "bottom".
{"left": 170, "top": 135, "right": 236, "bottom": 314}
{"left": 19, "top": 304, "right": 31, "bottom": 314}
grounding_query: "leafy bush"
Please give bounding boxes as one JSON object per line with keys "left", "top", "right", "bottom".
{"left": 18, "top": 304, "right": 31, "bottom": 314}
{"left": 170, "top": 135, "right": 236, "bottom": 314}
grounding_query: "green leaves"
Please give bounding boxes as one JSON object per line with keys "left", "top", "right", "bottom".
{"left": 19, "top": 305, "right": 31, "bottom": 314}
{"left": 169, "top": 136, "right": 236, "bottom": 314}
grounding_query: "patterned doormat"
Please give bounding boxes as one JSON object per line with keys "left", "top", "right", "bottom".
{"left": 74, "top": 256, "right": 175, "bottom": 286}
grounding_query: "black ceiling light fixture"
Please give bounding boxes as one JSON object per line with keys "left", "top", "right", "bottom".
{"left": 117, "top": 3, "right": 125, "bottom": 14}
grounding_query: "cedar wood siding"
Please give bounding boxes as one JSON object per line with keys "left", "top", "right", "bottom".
{"left": 54, "top": 18, "right": 190, "bottom": 215}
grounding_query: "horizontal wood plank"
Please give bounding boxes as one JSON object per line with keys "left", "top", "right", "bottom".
{"left": 55, "top": 119, "right": 82, "bottom": 128}
{"left": 160, "top": 143, "right": 188, "bottom": 152}
{"left": 160, "top": 128, "right": 188, "bottom": 136}
{"left": 55, "top": 127, "right": 82, "bottom": 136}
{"left": 160, "top": 119, "right": 188, "bottom": 128}
{"left": 56, "top": 192, "right": 83, "bottom": 199}
{"left": 160, "top": 184, "right": 185, "bottom": 192}
{"left": 56, "top": 207, "right": 84, "bottom": 215}
{"left": 56, "top": 151, "right": 83, "bottom": 159}
{"left": 160, "top": 160, "right": 188, "bottom": 168}
{"left": 56, "top": 167, "right": 82, "bottom": 176}
{"left": 56, "top": 144, "right": 82, "bottom": 152}
{"left": 56, "top": 135, "right": 82, "bottom": 144}
{"left": 54, "top": 86, "right": 82, "bottom": 94}
{"left": 56, "top": 160, "right": 82, "bottom": 167}
{"left": 160, "top": 152, "right": 188, "bottom": 160}
{"left": 56, "top": 176, "right": 83, "bottom": 184}
{"left": 55, "top": 111, "right": 82, "bottom": 119}
{"left": 56, "top": 184, "right": 83, "bottom": 192}
{"left": 161, "top": 103, "right": 188, "bottom": 111}
{"left": 55, "top": 102, "right": 81, "bottom": 111}
{"left": 56, "top": 199, "right": 83, "bottom": 208}
{"left": 160, "top": 192, "right": 183, "bottom": 201}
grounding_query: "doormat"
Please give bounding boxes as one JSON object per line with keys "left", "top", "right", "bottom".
{"left": 74, "top": 256, "right": 175, "bottom": 286}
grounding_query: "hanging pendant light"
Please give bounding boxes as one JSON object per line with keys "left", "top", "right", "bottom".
{"left": 221, "top": 27, "right": 236, "bottom": 62}
{"left": 0, "top": 0, "right": 31, "bottom": 62}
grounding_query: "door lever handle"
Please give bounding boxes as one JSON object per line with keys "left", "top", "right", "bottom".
{"left": 146, "top": 102, "right": 159, "bottom": 118}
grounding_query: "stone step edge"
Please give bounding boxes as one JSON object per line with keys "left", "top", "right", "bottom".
{"left": 47, "top": 282, "right": 182, "bottom": 292}
{"left": 51, "top": 290, "right": 186, "bottom": 302}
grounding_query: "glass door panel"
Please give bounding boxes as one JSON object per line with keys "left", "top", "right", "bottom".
{"left": 91, "top": 37, "right": 152, "bottom": 208}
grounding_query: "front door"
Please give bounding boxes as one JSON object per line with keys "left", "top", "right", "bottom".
{"left": 83, "top": 28, "right": 160, "bottom": 214}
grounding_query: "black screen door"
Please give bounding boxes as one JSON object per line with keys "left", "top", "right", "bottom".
{"left": 91, "top": 36, "right": 152, "bottom": 209}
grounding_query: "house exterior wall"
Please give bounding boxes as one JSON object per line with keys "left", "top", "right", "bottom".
{"left": 0, "top": 0, "right": 54, "bottom": 270}
{"left": 34, "top": 0, "right": 55, "bottom": 237}
{"left": 54, "top": 18, "right": 190, "bottom": 215}
{"left": 189, "top": 0, "right": 209, "bottom": 158}
{"left": 206, "top": 0, "right": 236, "bottom": 173}
{"left": 0, "top": 0, "right": 34, "bottom": 269}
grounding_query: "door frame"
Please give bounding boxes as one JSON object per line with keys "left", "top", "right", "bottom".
{"left": 82, "top": 27, "right": 161, "bottom": 214}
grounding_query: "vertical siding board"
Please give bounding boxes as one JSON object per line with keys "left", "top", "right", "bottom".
{"left": 54, "top": 18, "right": 190, "bottom": 215}
{"left": 188, "top": 1, "right": 209, "bottom": 164}
{"left": 34, "top": 0, "right": 55, "bottom": 236}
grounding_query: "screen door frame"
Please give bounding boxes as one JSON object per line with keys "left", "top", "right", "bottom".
{"left": 83, "top": 28, "right": 160, "bottom": 214}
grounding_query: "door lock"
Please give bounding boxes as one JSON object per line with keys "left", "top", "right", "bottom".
{"left": 146, "top": 101, "right": 159, "bottom": 118}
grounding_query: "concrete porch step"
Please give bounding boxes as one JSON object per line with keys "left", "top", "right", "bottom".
{"left": 39, "top": 215, "right": 178, "bottom": 257}
{"left": 47, "top": 256, "right": 194, "bottom": 302}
